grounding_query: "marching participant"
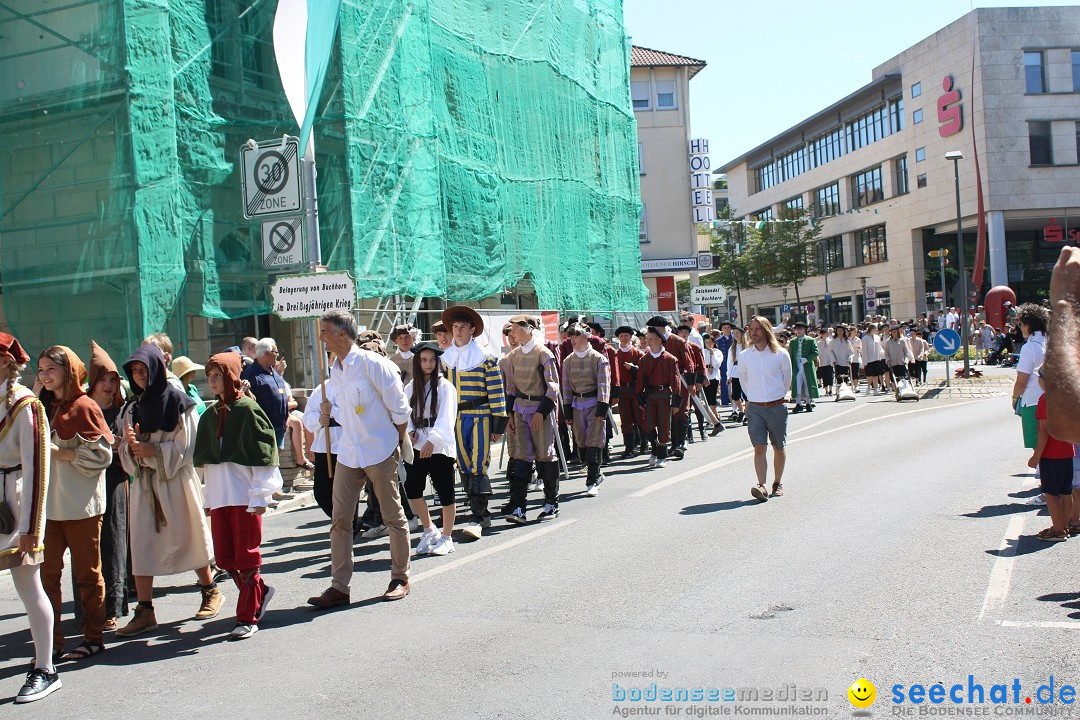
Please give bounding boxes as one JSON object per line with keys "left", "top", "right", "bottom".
{"left": 788, "top": 319, "right": 819, "bottom": 413}
{"left": 388, "top": 325, "right": 418, "bottom": 385}
{"left": 614, "top": 326, "right": 645, "bottom": 457}
{"left": 561, "top": 324, "right": 610, "bottom": 496}
{"left": 502, "top": 316, "right": 561, "bottom": 522}
{"left": 441, "top": 306, "right": 507, "bottom": 540}
{"left": 635, "top": 327, "right": 683, "bottom": 468}
{"left": 644, "top": 316, "right": 696, "bottom": 459}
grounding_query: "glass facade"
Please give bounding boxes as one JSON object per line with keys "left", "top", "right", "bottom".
{"left": 851, "top": 166, "right": 883, "bottom": 208}
{"left": 815, "top": 182, "right": 841, "bottom": 217}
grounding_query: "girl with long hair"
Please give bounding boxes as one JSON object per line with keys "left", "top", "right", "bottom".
{"left": 726, "top": 327, "right": 749, "bottom": 424}
{"left": 403, "top": 342, "right": 458, "bottom": 556}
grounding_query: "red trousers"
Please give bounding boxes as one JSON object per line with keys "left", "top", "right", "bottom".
{"left": 210, "top": 506, "right": 267, "bottom": 625}
{"left": 616, "top": 386, "right": 642, "bottom": 435}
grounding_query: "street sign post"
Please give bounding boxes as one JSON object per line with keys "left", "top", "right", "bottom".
{"left": 262, "top": 218, "right": 305, "bottom": 269}
{"left": 241, "top": 137, "right": 303, "bottom": 219}
{"left": 806, "top": 303, "right": 816, "bottom": 314}
{"left": 781, "top": 303, "right": 791, "bottom": 314}
{"left": 933, "top": 327, "right": 961, "bottom": 388}
{"left": 270, "top": 271, "right": 356, "bottom": 320}
{"left": 690, "top": 285, "right": 727, "bottom": 305}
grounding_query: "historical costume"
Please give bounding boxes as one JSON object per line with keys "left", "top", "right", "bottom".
{"left": 560, "top": 326, "right": 610, "bottom": 496}
{"left": 788, "top": 321, "right": 820, "bottom": 412}
{"left": 635, "top": 328, "right": 683, "bottom": 468}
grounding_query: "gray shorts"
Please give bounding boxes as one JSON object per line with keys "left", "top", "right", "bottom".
{"left": 746, "top": 402, "right": 788, "bottom": 449}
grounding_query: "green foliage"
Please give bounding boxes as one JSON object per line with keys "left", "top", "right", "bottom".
{"left": 706, "top": 205, "right": 757, "bottom": 294}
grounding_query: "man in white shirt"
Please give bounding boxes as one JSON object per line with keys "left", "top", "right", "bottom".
{"left": 309, "top": 309, "right": 413, "bottom": 607}
{"left": 946, "top": 308, "right": 959, "bottom": 330}
{"left": 739, "top": 316, "right": 792, "bottom": 502}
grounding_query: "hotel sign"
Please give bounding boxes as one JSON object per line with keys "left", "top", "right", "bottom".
{"left": 689, "top": 138, "right": 714, "bottom": 224}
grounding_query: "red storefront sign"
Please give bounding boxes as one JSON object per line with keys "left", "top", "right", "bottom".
{"left": 656, "top": 276, "right": 676, "bottom": 312}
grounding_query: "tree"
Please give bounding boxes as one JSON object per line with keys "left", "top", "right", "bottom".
{"left": 754, "top": 205, "right": 822, "bottom": 311}
{"left": 704, "top": 205, "right": 758, "bottom": 322}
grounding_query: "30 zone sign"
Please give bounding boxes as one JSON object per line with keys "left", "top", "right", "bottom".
{"left": 240, "top": 137, "right": 302, "bottom": 219}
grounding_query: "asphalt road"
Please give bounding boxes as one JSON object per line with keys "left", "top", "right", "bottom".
{"left": 2, "top": 372, "right": 1074, "bottom": 718}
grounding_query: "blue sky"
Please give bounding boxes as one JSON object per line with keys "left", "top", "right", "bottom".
{"left": 622, "top": 0, "right": 1077, "bottom": 169}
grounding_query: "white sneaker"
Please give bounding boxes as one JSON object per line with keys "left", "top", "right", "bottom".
{"left": 408, "top": 517, "right": 421, "bottom": 533}
{"left": 416, "top": 529, "right": 440, "bottom": 555}
{"left": 1027, "top": 494, "right": 1047, "bottom": 506}
{"left": 586, "top": 484, "right": 599, "bottom": 497}
{"left": 648, "top": 455, "right": 658, "bottom": 467}
{"left": 430, "top": 535, "right": 455, "bottom": 555}
{"left": 655, "top": 458, "right": 666, "bottom": 468}
{"left": 460, "top": 522, "right": 483, "bottom": 540}
{"left": 360, "top": 524, "right": 388, "bottom": 539}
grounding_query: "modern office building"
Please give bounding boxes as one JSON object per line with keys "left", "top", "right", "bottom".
{"left": 631, "top": 45, "right": 714, "bottom": 313}
{"left": 718, "top": 5, "right": 1080, "bottom": 324}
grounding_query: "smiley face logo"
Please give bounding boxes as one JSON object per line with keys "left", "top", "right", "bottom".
{"left": 848, "top": 678, "right": 876, "bottom": 708}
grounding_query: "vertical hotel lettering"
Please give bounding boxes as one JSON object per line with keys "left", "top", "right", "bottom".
{"left": 689, "top": 139, "right": 714, "bottom": 224}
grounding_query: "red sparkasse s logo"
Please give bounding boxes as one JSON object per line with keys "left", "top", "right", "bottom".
{"left": 938, "top": 75, "right": 963, "bottom": 137}
{"left": 1043, "top": 219, "right": 1079, "bottom": 244}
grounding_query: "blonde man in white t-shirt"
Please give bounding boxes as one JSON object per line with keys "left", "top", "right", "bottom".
{"left": 740, "top": 317, "right": 792, "bottom": 502}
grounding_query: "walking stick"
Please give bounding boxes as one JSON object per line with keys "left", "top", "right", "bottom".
{"left": 315, "top": 320, "right": 333, "bottom": 479}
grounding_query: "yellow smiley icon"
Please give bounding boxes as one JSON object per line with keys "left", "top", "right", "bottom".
{"left": 848, "top": 678, "right": 876, "bottom": 709}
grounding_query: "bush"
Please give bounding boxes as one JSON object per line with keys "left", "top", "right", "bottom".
{"left": 928, "top": 344, "right": 977, "bottom": 363}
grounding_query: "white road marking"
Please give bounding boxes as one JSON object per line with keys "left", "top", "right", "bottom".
{"left": 1000, "top": 620, "right": 1080, "bottom": 629}
{"left": 978, "top": 514, "right": 1027, "bottom": 623}
{"left": 632, "top": 398, "right": 986, "bottom": 497}
{"left": 410, "top": 519, "right": 578, "bottom": 584}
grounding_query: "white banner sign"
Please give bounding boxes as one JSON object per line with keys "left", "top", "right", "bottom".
{"left": 271, "top": 271, "right": 355, "bottom": 319}
{"left": 690, "top": 285, "right": 727, "bottom": 305}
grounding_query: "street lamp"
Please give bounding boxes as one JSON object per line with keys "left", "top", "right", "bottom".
{"left": 945, "top": 150, "right": 971, "bottom": 377}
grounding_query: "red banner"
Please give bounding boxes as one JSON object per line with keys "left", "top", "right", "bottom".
{"left": 656, "top": 276, "right": 676, "bottom": 312}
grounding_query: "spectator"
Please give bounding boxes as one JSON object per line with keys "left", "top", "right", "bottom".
{"left": 1028, "top": 367, "right": 1075, "bottom": 541}
{"left": 1045, "top": 246, "right": 1080, "bottom": 443}
{"left": 171, "top": 356, "right": 206, "bottom": 415}
{"left": 241, "top": 338, "right": 288, "bottom": 450}
{"left": 1011, "top": 303, "right": 1049, "bottom": 505}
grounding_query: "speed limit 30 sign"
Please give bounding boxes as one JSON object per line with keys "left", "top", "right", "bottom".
{"left": 240, "top": 137, "right": 302, "bottom": 219}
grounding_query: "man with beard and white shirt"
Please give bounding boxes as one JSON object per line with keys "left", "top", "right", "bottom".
{"left": 740, "top": 317, "right": 792, "bottom": 502}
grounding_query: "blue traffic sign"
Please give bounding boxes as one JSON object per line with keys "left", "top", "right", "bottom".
{"left": 781, "top": 303, "right": 791, "bottom": 313}
{"left": 933, "top": 328, "right": 962, "bottom": 357}
{"left": 824, "top": 293, "right": 831, "bottom": 301}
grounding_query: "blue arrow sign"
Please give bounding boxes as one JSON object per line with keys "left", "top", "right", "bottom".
{"left": 933, "top": 328, "right": 962, "bottom": 357}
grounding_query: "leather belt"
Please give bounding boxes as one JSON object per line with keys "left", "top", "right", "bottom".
{"left": 572, "top": 391, "right": 597, "bottom": 399}
{"left": 645, "top": 385, "right": 672, "bottom": 392}
{"left": 749, "top": 399, "right": 786, "bottom": 408}
{"left": 414, "top": 418, "right": 436, "bottom": 428}
{"left": 516, "top": 393, "right": 546, "bottom": 402}
{"left": 0, "top": 465, "right": 20, "bottom": 474}
{"left": 458, "top": 398, "right": 487, "bottom": 411}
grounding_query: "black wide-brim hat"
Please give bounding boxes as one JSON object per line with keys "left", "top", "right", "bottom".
{"left": 413, "top": 341, "right": 444, "bottom": 356}
{"left": 645, "top": 315, "right": 671, "bottom": 328}
{"left": 441, "top": 305, "right": 483, "bottom": 337}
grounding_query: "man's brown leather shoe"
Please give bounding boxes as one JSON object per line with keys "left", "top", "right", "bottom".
{"left": 382, "top": 580, "right": 410, "bottom": 601}
{"left": 308, "top": 587, "right": 350, "bottom": 609}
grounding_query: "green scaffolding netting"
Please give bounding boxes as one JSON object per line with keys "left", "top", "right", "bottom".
{"left": 0, "top": 0, "right": 645, "bottom": 358}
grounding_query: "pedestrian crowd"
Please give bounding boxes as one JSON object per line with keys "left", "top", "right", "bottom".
{"left": 4, "top": 245, "right": 1079, "bottom": 704}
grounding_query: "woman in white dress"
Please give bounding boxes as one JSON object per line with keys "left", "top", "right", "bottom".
{"left": 116, "top": 344, "right": 221, "bottom": 637}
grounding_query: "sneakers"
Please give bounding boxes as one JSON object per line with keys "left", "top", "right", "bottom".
{"left": 228, "top": 624, "right": 258, "bottom": 640}
{"left": 709, "top": 422, "right": 724, "bottom": 436}
{"left": 655, "top": 457, "right": 666, "bottom": 468}
{"left": 361, "top": 524, "right": 388, "bottom": 539}
{"left": 308, "top": 587, "right": 350, "bottom": 609}
{"left": 505, "top": 507, "right": 528, "bottom": 524}
{"left": 585, "top": 484, "right": 599, "bottom": 497}
{"left": 430, "top": 535, "right": 455, "bottom": 555}
{"left": 115, "top": 606, "right": 159, "bottom": 637}
{"left": 460, "top": 522, "right": 483, "bottom": 541}
{"left": 195, "top": 585, "right": 223, "bottom": 620}
{"left": 537, "top": 503, "right": 560, "bottom": 520}
{"left": 751, "top": 484, "right": 769, "bottom": 502}
{"left": 648, "top": 455, "right": 658, "bottom": 468}
{"left": 792, "top": 404, "right": 804, "bottom": 414}
{"left": 15, "top": 669, "right": 61, "bottom": 704}
{"left": 416, "top": 528, "right": 441, "bottom": 555}
{"left": 256, "top": 585, "right": 274, "bottom": 623}
{"left": 408, "top": 517, "right": 420, "bottom": 533}
{"left": 1026, "top": 494, "right": 1047, "bottom": 506}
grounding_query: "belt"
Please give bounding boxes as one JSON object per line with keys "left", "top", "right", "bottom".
{"left": 749, "top": 399, "right": 785, "bottom": 408}
{"left": 516, "top": 393, "right": 546, "bottom": 402}
{"left": 645, "top": 385, "right": 672, "bottom": 392}
{"left": 572, "top": 390, "right": 597, "bottom": 399}
{"left": 414, "top": 418, "right": 436, "bottom": 428}
{"left": 458, "top": 398, "right": 487, "bottom": 411}
{"left": 0, "top": 465, "right": 20, "bottom": 474}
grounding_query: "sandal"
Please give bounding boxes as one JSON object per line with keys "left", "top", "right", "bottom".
{"left": 297, "top": 460, "right": 315, "bottom": 470}
{"left": 770, "top": 483, "right": 784, "bottom": 497}
{"left": 1068, "top": 523, "right": 1080, "bottom": 537}
{"left": 1036, "top": 527, "right": 1068, "bottom": 542}
{"left": 61, "top": 641, "right": 105, "bottom": 661}
{"left": 103, "top": 617, "right": 118, "bottom": 632}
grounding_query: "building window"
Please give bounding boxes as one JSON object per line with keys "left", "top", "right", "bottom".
{"left": 639, "top": 204, "right": 648, "bottom": 242}
{"left": 655, "top": 80, "right": 677, "bottom": 110}
{"left": 916, "top": 173, "right": 927, "bottom": 189}
{"left": 809, "top": 127, "right": 845, "bottom": 167}
{"left": 851, "top": 166, "right": 884, "bottom": 208}
{"left": 637, "top": 142, "right": 645, "bottom": 174}
{"left": 815, "top": 182, "right": 841, "bottom": 217}
{"left": 784, "top": 195, "right": 804, "bottom": 211}
{"left": 855, "top": 224, "right": 888, "bottom": 265}
{"left": 1029, "top": 121, "right": 1053, "bottom": 165}
{"left": 912, "top": 108, "right": 923, "bottom": 124}
{"left": 1024, "top": 51, "right": 1046, "bottom": 94}
{"left": 911, "top": 82, "right": 922, "bottom": 98}
{"left": 1076, "top": 122, "right": 1080, "bottom": 164}
{"left": 631, "top": 81, "right": 650, "bottom": 111}
{"left": 1073, "top": 51, "right": 1080, "bottom": 92}
{"left": 894, "top": 155, "right": 909, "bottom": 196}
{"left": 751, "top": 208, "right": 773, "bottom": 221}
{"left": 890, "top": 97, "right": 905, "bottom": 133}
{"left": 820, "top": 235, "right": 844, "bottom": 273}
{"left": 915, "top": 147, "right": 926, "bottom": 162}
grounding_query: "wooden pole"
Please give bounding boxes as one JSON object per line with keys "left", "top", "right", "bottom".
{"left": 314, "top": 319, "right": 334, "bottom": 479}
